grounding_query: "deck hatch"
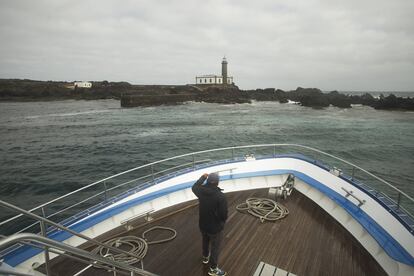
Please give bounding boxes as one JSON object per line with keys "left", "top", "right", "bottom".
{"left": 253, "top": 261, "right": 297, "bottom": 276}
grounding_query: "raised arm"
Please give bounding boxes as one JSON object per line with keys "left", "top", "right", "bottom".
{"left": 192, "top": 173, "right": 208, "bottom": 197}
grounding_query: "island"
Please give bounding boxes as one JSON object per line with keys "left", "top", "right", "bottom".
{"left": 0, "top": 79, "right": 413, "bottom": 111}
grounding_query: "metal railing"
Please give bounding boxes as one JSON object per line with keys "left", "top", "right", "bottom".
{"left": 0, "top": 233, "right": 157, "bottom": 276}
{"left": 0, "top": 200, "right": 157, "bottom": 276}
{"left": 1, "top": 144, "right": 413, "bottom": 234}
{"left": 0, "top": 144, "right": 413, "bottom": 254}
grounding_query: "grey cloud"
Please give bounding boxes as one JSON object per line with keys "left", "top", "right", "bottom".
{"left": 0, "top": 0, "right": 413, "bottom": 91}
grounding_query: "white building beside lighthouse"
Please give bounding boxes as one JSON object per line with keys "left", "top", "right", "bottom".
{"left": 195, "top": 57, "right": 233, "bottom": 85}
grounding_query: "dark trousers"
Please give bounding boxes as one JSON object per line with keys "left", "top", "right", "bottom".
{"left": 201, "top": 231, "right": 223, "bottom": 268}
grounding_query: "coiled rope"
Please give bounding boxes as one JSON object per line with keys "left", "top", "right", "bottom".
{"left": 236, "top": 197, "right": 289, "bottom": 223}
{"left": 92, "top": 226, "right": 176, "bottom": 269}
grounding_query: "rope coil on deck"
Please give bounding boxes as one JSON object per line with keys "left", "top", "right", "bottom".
{"left": 92, "top": 226, "right": 176, "bottom": 269}
{"left": 236, "top": 197, "right": 289, "bottom": 222}
{"left": 142, "top": 226, "right": 177, "bottom": 245}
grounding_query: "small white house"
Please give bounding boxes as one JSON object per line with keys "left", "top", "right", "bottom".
{"left": 74, "top": 81, "right": 92, "bottom": 88}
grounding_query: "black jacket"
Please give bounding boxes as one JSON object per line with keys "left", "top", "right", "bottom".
{"left": 192, "top": 175, "right": 228, "bottom": 234}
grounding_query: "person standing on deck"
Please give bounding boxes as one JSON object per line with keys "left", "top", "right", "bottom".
{"left": 192, "top": 173, "right": 228, "bottom": 276}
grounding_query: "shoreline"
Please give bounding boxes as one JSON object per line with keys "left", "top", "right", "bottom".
{"left": 1, "top": 79, "right": 413, "bottom": 111}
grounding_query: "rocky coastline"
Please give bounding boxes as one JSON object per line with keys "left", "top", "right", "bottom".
{"left": 1, "top": 79, "right": 413, "bottom": 111}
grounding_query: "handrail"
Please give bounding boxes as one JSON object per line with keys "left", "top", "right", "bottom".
{"left": 0, "top": 200, "right": 154, "bottom": 271}
{"left": 0, "top": 143, "right": 412, "bottom": 273}
{"left": 1, "top": 144, "right": 412, "bottom": 229}
{"left": 0, "top": 233, "right": 157, "bottom": 276}
{"left": 39, "top": 159, "right": 211, "bottom": 226}
{"left": 0, "top": 234, "right": 131, "bottom": 276}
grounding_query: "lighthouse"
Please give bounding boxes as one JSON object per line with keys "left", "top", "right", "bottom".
{"left": 195, "top": 57, "right": 233, "bottom": 85}
{"left": 222, "top": 56, "right": 228, "bottom": 85}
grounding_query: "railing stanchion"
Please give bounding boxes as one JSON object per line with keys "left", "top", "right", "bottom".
{"left": 40, "top": 207, "right": 51, "bottom": 276}
{"left": 151, "top": 165, "right": 155, "bottom": 184}
{"left": 273, "top": 145, "right": 276, "bottom": 157}
{"left": 103, "top": 182, "right": 108, "bottom": 202}
{"left": 232, "top": 148, "right": 235, "bottom": 160}
{"left": 397, "top": 192, "right": 401, "bottom": 210}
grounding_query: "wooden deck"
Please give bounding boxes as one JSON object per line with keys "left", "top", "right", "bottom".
{"left": 46, "top": 189, "right": 386, "bottom": 276}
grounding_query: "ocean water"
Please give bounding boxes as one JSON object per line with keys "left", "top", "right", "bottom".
{"left": 0, "top": 100, "right": 413, "bottom": 228}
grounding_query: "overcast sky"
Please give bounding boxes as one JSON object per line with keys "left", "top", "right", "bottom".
{"left": 0, "top": 0, "right": 413, "bottom": 91}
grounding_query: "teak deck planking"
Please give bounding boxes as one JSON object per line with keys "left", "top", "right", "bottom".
{"left": 46, "top": 188, "right": 386, "bottom": 276}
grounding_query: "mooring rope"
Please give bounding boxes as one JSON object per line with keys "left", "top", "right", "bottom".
{"left": 142, "top": 226, "right": 177, "bottom": 245}
{"left": 92, "top": 226, "right": 177, "bottom": 269}
{"left": 236, "top": 197, "right": 289, "bottom": 222}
